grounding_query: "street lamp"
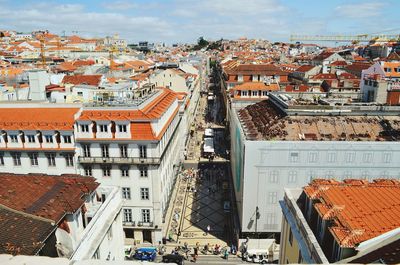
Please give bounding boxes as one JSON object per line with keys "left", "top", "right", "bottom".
{"left": 255, "top": 206, "right": 260, "bottom": 248}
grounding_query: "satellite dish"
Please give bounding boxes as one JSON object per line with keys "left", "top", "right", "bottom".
{"left": 55, "top": 228, "right": 74, "bottom": 258}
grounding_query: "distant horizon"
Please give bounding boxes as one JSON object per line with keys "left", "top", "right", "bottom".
{"left": 0, "top": 0, "right": 399, "bottom": 44}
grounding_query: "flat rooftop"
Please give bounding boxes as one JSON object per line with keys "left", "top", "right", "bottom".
{"left": 237, "top": 100, "right": 400, "bottom": 141}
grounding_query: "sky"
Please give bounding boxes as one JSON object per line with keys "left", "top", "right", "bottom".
{"left": 0, "top": 0, "right": 399, "bottom": 44}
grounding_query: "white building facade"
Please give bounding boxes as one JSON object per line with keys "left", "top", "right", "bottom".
{"left": 230, "top": 104, "right": 400, "bottom": 236}
{"left": 0, "top": 88, "right": 187, "bottom": 245}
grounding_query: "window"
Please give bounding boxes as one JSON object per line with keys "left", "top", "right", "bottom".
{"left": 345, "top": 152, "right": 355, "bottom": 163}
{"left": 27, "top": 135, "right": 35, "bottom": 143}
{"left": 327, "top": 152, "right": 336, "bottom": 163}
{"left": 123, "top": 209, "right": 132, "bottom": 222}
{"left": 140, "top": 188, "right": 150, "bottom": 200}
{"left": 0, "top": 153, "right": 4, "bottom": 166}
{"left": 262, "top": 91, "right": 268, "bottom": 96}
{"left": 139, "top": 145, "right": 147, "bottom": 158}
{"left": 81, "top": 124, "right": 89, "bottom": 132}
{"left": 45, "top": 135, "right": 53, "bottom": 143}
{"left": 266, "top": 213, "right": 276, "bottom": 225}
{"left": 65, "top": 153, "right": 74, "bottom": 167}
{"left": 238, "top": 75, "right": 243, "bottom": 82}
{"left": 252, "top": 91, "right": 258, "bottom": 97}
{"left": 82, "top": 144, "right": 91, "bottom": 157}
{"left": 12, "top": 152, "right": 21, "bottom": 166}
{"left": 142, "top": 209, "right": 151, "bottom": 223}
{"left": 63, "top": 135, "right": 72, "bottom": 143}
{"left": 121, "top": 166, "right": 129, "bottom": 177}
{"left": 99, "top": 124, "right": 108, "bottom": 132}
{"left": 269, "top": 171, "right": 279, "bottom": 183}
{"left": 28, "top": 153, "right": 38, "bottom": 166}
{"left": 288, "top": 171, "right": 297, "bottom": 183}
{"left": 241, "top": 90, "right": 248, "bottom": 96}
{"left": 308, "top": 152, "right": 318, "bottom": 163}
{"left": 289, "top": 152, "right": 299, "bottom": 162}
{"left": 363, "top": 152, "right": 373, "bottom": 163}
{"left": 118, "top": 124, "right": 127, "bottom": 133}
{"left": 46, "top": 153, "right": 56, "bottom": 167}
{"left": 101, "top": 144, "right": 109, "bottom": 158}
{"left": 268, "top": 191, "right": 278, "bottom": 204}
{"left": 10, "top": 135, "right": 18, "bottom": 143}
{"left": 120, "top": 144, "right": 128, "bottom": 158}
{"left": 288, "top": 228, "right": 293, "bottom": 246}
{"left": 84, "top": 166, "right": 92, "bottom": 176}
{"left": 140, "top": 166, "right": 148, "bottom": 177}
{"left": 122, "top": 187, "right": 131, "bottom": 199}
{"left": 102, "top": 165, "right": 111, "bottom": 177}
{"left": 383, "top": 152, "right": 392, "bottom": 163}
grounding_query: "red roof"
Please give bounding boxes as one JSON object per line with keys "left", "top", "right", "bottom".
{"left": 304, "top": 179, "right": 400, "bottom": 248}
{"left": 0, "top": 107, "right": 79, "bottom": 130}
{"left": 0, "top": 173, "right": 98, "bottom": 222}
{"left": 78, "top": 88, "right": 177, "bottom": 121}
{"left": 311, "top": 73, "right": 337, "bottom": 80}
{"left": 62, "top": 74, "right": 102, "bottom": 86}
{"left": 295, "top": 65, "right": 315, "bottom": 73}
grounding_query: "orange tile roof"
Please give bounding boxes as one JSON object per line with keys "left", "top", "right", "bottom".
{"left": 231, "top": 82, "right": 279, "bottom": 91}
{"left": 78, "top": 88, "right": 177, "bottom": 121}
{"left": 62, "top": 74, "right": 102, "bottom": 86}
{"left": 0, "top": 173, "right": 98, "bottom": 222}
{"left": 304, "top": 179, "right": 400, "bottom": 248}
{"left": 0, "top": 108, "right": 79, "bottom": 130}
{"left": 130, "top": 122, "right": 156, "bottom": 140}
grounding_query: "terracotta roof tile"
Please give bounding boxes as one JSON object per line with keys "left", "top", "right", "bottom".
{"left": 0, "top": 173, "right": 99, "bottom": 222}
{"left": 62, "top": 74, "right": 102, "bottom": 86}
{"left": 0, "top": 108, "right": 79, "bottom": 130}
{"left": 305, "top": 179, "right": 400, "bottom": 248}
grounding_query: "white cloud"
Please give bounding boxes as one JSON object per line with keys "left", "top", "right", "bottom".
{"left": 335, "top": 2, "right": 386, "bottom": 19}
{"left": 102, "top": 0, "right": 136, "bottom": 11}
{"left": 0, "top": 2, "right": 175, "bottom": 42}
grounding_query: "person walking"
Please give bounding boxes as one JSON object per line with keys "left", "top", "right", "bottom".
{"left": 206, "top": 225, "right": 211, "bottom": 235}
{"left": 193, "top": 243, "right": 199, "bottom": 262}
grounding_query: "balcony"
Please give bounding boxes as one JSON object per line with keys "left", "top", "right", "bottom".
{"left": 123, "top": 221, "right": 154, "bottom": 228}
{"left": 78, "top": 156, "right": 160, "bottom": 165}
{"left": 123, "top": 221, "right": 136, "bottom": 227}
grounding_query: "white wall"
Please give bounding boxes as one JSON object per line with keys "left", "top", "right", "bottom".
{"left": 240, "top": 139, "right": 400, "bottom": 233}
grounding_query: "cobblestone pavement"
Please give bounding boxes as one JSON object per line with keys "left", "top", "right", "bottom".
{"left": 164, "top": 70, "right": 235, "bottom": 254}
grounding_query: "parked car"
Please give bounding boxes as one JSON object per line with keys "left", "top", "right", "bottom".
{"left": 133, "top": 247, "right": 157, "bottom": 261}
{"left": 162, "top": 254, "right": 185, "bottom": 265}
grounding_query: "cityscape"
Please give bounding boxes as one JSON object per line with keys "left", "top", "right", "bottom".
{"left": 0, "top": 0, "right": 400, "bottom": 264}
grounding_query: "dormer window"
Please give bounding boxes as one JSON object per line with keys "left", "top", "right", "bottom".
{"left": 27, "top": 135, "right": 35, "bottom": 143}
{"left": 63, "top": 135, "right": 72, "bottom": 144}
{"left": 81, "top": 124, "right": 89, "bottom": 132}
{"left": 45, "top": 135, "right": 53, "bottom": 143}
{"left": 99, "top": 124, "right": 108, "bottom": 132}
{"left": 118, "top": 124, "right": 127, "bottom": 133}
{"left": 10, "top": 135, "right": 18, "bottom": 143}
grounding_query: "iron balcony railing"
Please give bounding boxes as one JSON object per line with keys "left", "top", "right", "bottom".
{"left": 122, "top": 221, "right": 154, "bottom": 228}
{"left": 78, "top": 156, "right": 160, "bottom": 165}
